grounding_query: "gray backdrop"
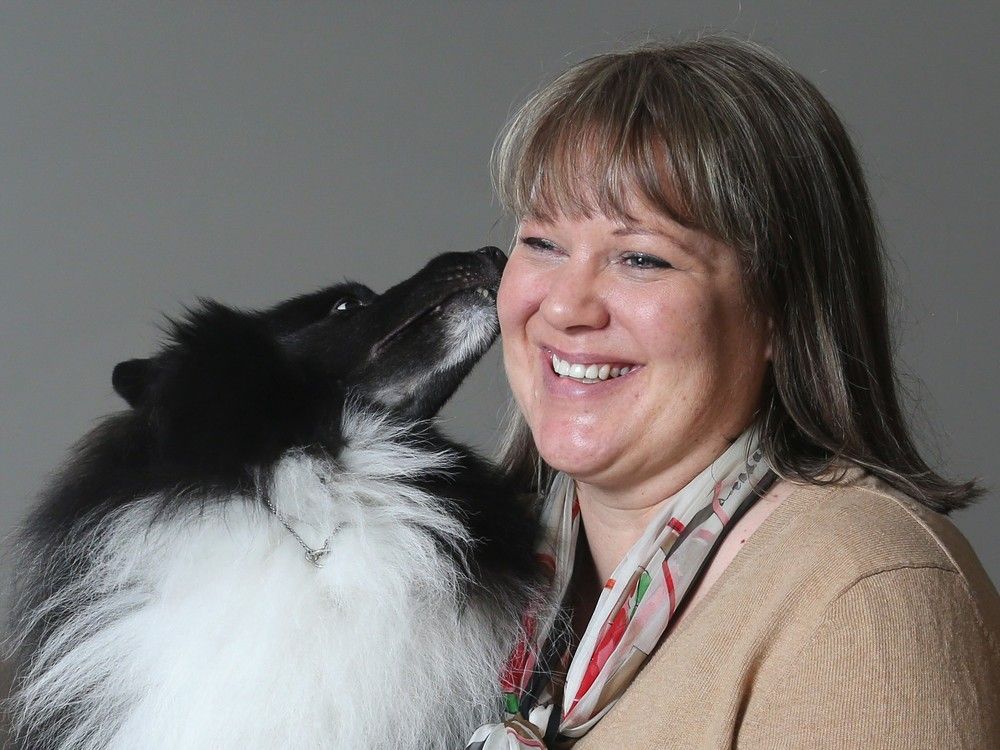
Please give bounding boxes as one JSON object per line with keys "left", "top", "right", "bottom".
{"left": 1, "top": 1, "right": 997, "bottom": 612}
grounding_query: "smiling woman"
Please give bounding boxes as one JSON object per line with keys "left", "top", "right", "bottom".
{"left": 467, "top": 36, "right": 1000, "bottom": 749}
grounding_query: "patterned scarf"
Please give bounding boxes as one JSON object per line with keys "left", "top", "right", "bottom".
{"left": 466, "top": 426, "right": 775, "bottom": 748}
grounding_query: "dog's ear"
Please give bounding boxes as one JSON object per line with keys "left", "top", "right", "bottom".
{"left": 112, "top": 358, "right": 154, "bottom": 408}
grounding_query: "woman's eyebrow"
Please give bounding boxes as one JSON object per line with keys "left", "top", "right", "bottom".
{"left": 612, "top": 222, "right": 716, "bottom": 263}
{"left": 611, "top": 225, "right": 660, "bottom": 237}
{"left": 611, "top": 221, "right": 689, "bottom": 241}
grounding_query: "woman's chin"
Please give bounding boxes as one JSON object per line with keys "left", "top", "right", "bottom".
{"left": 534, "top": 435, "right": 617, "bottom": 481}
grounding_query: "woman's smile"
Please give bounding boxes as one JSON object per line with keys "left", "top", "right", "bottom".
{"left": 542, "top": 345, "right": 643, "bottom": 391}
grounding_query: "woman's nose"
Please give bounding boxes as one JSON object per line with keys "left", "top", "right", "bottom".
{"left": 539, "top": 263, "right": 610, "bottom": 332}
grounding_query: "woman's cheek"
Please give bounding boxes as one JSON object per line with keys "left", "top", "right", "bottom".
{"left": 498, "top": 255, "right": 552, "bottom": 363}
{"left": 497, "top": 255, "right": 533, "bottom": 334}
{"left": 627, "top": 293, "right": 700, "bottom": 359}
{"left": 497, "top": 257, "right": 540, "bottom": 406}
{"left": 495, "top": 282, "right": 518, "bottom": 338}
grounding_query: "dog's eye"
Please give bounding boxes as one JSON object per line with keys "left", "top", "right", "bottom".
{"left": 330, "top": 296, "right": 364, "bottom": 315}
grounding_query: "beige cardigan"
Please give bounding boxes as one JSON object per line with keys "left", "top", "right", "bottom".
{"left": 573, "top": 470, "right": 1000, "bottom": 749}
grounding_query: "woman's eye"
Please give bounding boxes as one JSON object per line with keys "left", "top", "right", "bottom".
{"left": 622, "top": 253, "right": 672, "bottom": 270}
{"left": 329, "top": 296, "right": 363, "bottom": 314}
{"left": 520, "top": 236, "right": 557, "bottom": 252}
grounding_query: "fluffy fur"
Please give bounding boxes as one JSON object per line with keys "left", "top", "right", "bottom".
{"left": 5, "top": 248, "right": 541, "bottom": 749}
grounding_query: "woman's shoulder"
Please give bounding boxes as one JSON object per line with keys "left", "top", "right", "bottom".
{"left": 677, "top": 464, "right": 1000, "bottom": 638}
{"left": 787, "top": 467, "right": 970, "bottom": 565}
{"left": 770, "top": 466, "right": 999, "bottom": 622}
{"left": 727, "top": 470, "right": 1000, "bottom": 749}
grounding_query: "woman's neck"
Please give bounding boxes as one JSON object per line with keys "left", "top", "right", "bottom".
{"left": 569, "top": 527, "right": 601, "bottom": 642}
{"left": 572, "top": 456, "right": 713, "bottom": 586}
{"left": 573, "top": 490, "right": 664, "bottom": 587}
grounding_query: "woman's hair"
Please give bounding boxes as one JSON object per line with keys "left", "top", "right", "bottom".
{"left": 492, "top": 35, "right": 981, "bottom": 513}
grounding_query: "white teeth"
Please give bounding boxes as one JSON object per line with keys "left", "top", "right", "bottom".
{"left": 550, "top": 354, "right": 636, "bottom": 383}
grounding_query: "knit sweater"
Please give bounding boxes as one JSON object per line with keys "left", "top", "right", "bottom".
{"left": 572, "top": 469, "right": 1000, "bottom": 749}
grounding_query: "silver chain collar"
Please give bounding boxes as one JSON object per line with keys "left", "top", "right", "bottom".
{"left": 261, "top": 494, "right": 339, "bottom": 568}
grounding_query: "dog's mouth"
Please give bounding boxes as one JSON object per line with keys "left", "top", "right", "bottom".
{"left": 369, "top": 285, "right": 497, "bottom": 360}
{"left": 347, "top": 247, "right": 506, "bottom": 420}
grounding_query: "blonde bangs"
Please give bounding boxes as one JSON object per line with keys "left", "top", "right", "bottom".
{"left": 491, "top": 51, "right": 700, "bottom": 228}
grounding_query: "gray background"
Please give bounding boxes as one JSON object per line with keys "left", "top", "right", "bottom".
{"left": 1, "top": 0, "right": 997, "bottom": 612}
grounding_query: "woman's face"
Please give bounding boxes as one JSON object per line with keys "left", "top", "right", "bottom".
{"left": 498, "top": 202, "right": 772, "bottom": 496}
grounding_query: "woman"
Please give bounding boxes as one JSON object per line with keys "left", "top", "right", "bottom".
{"left": 467, "top": 37, "right": 1000, "bottom": 749}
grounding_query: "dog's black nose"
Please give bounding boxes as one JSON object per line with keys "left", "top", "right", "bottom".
{"left": 475, "top": 245, "right": 507, "bottom": 269}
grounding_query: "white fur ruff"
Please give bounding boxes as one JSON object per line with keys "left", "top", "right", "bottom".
{"left": 9, "top": 408, "right": 525, "bottom": 749}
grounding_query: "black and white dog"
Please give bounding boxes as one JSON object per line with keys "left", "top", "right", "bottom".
{"left": 5, "top": 247, "right": 540, "bottom": 749}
